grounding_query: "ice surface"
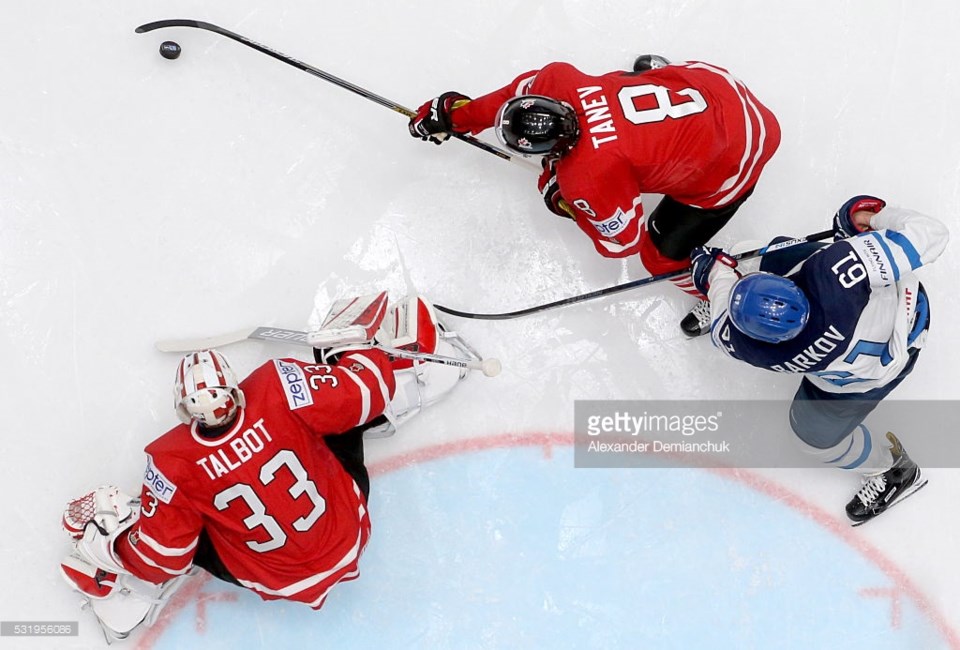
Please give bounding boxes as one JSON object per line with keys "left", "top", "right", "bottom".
{"left": 1, "top": 1, "right": 958, "bottom": 648}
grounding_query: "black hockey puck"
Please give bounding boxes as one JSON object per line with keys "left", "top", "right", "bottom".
{"left": 159, "top": 41, "right": 182, "bottom": 60}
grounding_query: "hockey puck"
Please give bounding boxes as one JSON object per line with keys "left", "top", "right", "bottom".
{"left": 159, "top": 41, "right": 182, "bottom": 60}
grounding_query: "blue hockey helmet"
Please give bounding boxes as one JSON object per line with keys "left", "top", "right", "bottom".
{"left": 728, "top": 273, "right": 810, "bottom": 343}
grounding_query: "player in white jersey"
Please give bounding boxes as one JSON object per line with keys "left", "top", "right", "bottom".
{"left": 689, "top": 195, "right": 949, "bottom": 524}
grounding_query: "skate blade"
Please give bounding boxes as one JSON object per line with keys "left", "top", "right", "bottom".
{"left": 850, "top": 477, "right": 929, "bottom": 527}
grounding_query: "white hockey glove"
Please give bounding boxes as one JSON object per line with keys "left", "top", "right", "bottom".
{"left": 62, "top": 486, "right": 139, "bottom": 575}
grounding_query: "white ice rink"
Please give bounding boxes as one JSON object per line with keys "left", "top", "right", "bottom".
{"left": 1, "top": 1, "right": 959, "bottom": 648}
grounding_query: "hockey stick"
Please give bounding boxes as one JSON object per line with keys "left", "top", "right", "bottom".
{"left": 155, "top": 326, "right": 501, "bottom": 377}
{"left": 434, "top": 229, "right": 835, "bottom": 320}
{"left": 135, "top": 19, "right": 537, "bottom": 170}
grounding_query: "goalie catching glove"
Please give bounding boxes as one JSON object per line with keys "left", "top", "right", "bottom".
{"left": 62, "top": 486, "right": 139, "bottom": 574}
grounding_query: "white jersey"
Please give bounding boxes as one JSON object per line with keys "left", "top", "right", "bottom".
{"left": 707, "top": 206, "right": 949, "bottom": 393}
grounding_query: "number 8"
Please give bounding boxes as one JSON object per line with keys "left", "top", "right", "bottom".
{"left": 618, "top": 84, "right": 708, "bottom": 125}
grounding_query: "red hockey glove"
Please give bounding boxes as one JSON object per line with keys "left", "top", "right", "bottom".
{"left": 537, "top": 156, "right": 575, "bottom": 220}
{"left": 408, "top": 92, "right": 470, "bottom": 145}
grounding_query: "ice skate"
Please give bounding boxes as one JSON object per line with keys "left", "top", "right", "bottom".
{"left": 680, "top": 299, "right": 712, "bottom": 337}
{"left": 633, "top": 54, "right": 671, "bottom": 72}
{"left": 846, "top": 432, "right": 928, "bottom": 526}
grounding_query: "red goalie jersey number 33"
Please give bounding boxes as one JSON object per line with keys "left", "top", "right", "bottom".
{"left": 115, "top": 351, "right": 396, "bottom": 608}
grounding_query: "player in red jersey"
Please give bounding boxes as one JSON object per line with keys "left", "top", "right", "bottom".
{"left": 409, "top": 55, "right": 781, "bottom": 336}
{"left": 59, "top": 295, "right": 478, "bottom": 642}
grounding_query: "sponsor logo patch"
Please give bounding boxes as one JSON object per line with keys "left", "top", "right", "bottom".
{"left": 144, "top": 455, "right": 177, "bottom": 504}
{"left": 592, "top": 209, "right": 630, "bottom": 237}
{"left": 274, "top": 359, "right": 314, "bottom": 410}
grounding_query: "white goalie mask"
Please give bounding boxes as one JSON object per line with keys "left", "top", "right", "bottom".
{"left": 173, "top": 350, "right": 246, "bottom": 427}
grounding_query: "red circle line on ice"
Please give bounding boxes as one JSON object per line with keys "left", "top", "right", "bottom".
{"left": 135, "top": 431, "right": 960, "bottom": 650}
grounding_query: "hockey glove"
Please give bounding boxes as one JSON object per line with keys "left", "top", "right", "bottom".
{"left": 832, "top": 195, "right": 886, "bottom": 241}
{"left": 690, "top": 246, "right": 739, "bottom": 295}
{"left": 62, "top": 486, "right": 140, "bottom": 576}
{"left": 537, "top": 156, "right": 575, "bottom": 220}
{"left": 408, "top": 92, "right": 470, "bottom": 144}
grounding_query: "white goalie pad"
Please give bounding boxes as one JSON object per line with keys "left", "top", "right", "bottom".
{"left": 365, "top": 327, "right": 480, "bottom": 438}
{"left": 61, "top": 551, "right": 195, "bottom": 644}
{"left": 308, "top": 293, "right": 486, "bottom": 439}
{"left": 383, "top": 294, "right": 434, "bottom": 350}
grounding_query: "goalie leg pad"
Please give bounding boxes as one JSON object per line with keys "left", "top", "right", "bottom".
{"left": 93, "top": 571, "right": 194, "bottom": 641}
{"left": 379, "top": 337, "right": 472, "bottom": 434}
{"left": 62, "top": 550, "right": 195, "bottom": 643}
{"left": 380, "top": 296, "right": 440, "bottom": 371}
{"left": 92, "top": 572, "right": 194, "bottom": 643}
{"left": 61, "top": 552, "right": 120, "bottom": 600}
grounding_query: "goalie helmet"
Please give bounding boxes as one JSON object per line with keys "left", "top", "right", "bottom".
{"left": 729, "top": 273, "right": 810, "bottom": 343}
{"left": 173, "top": 350, "right": 245, "bottom": 427}
{"left": 495, "top": 95, "right": 579, "bottom": 155}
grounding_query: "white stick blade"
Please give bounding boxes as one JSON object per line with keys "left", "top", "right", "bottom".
{"left": 155, "top": 328, "right": 259, "bottom": 353}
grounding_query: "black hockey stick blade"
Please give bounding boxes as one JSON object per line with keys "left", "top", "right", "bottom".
{"left": 435, "top": 229, "right": 834, "bottom": 321}
{"left": 135, "top": 20, "right": 531, "bottom": 166}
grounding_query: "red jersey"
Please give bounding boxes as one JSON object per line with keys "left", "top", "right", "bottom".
{"left": 115, "top": 350, "right": 396, "bottom": 608}
{"left": 452, "top": 61, "right": 781, "bottom": 258}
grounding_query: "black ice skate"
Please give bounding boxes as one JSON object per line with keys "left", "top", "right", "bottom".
{"left": 633, "top": 54, "right": 671, "bottom": 72}
{"left": 846, "top": 431, "right": 928, "bottom": 526}
{"left": 681, "top": 299, "right": 712, "bottom": 337}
